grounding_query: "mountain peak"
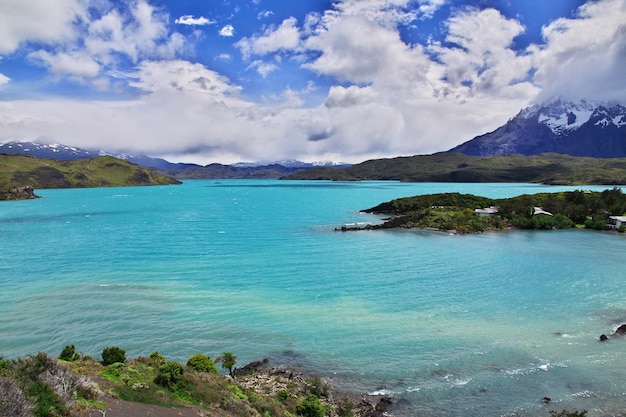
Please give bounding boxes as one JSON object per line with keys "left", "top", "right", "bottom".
{"left": 449, "top": 99, "right": 626, "bottom": 158}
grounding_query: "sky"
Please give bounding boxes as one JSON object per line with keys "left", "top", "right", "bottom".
{"left": 0, "top": 0, "right": 625, "bottom": 164}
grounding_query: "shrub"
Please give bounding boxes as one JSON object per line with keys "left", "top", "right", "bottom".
{"left": 154, "top": 361, "right": 185, "bottom": 390}
{"left": 186, "top": 354, "right": 219, "bottom": 375}
{"left": 148, "top": 351, "right": 166, "bottom": 367}
{"left": 59, "top": 344, "right": 80, "bottom": 362}
{"left": 297, "top": 394, "right": 328, "bottom": 417}
{"left": 306, "top": 376, "right": 329, "bottom": 398}
{"left": 0, "top": 376, "right": 32, "bottom": 417}
{"left": 337, "top": 397, "right": 355, "bottom": 417}
{"left": 28, "top": 381, "right": 69, "bottom": 417}
{"left": 101, "top": 346, "right": 126, "bottom": 366}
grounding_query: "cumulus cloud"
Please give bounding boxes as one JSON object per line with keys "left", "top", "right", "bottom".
{"left": 428, "top": 7, "right": 538, "bottom": 100}
{"left": 532, "top": 0, "right": 626, "bottom": 103}
{"left": 235, "top": 17, "right": 301, "bottom": 60}
{"left": 219, "top": 25, "right": 235, "bottom": 37}
{"left": 0, "top": 0, "right": 85, "bottom": 55}
{"left": 175, "top": 15, "right": 215, "bottom": 25}
{"left": 325, "top": 85, "right": 378, "bottom": 108}
{"left": 304, "top": 15, "right": 434, "bottom": 93}
{"left": 9, "top": 0, "right": 187, "bottom": 85}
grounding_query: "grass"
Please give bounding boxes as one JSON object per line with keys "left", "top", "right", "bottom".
{"left": 0, "top": 154, "right": 180, "bottom": 199}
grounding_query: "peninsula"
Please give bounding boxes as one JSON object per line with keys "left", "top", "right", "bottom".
{"left": 0, "top": 154, "right": 181, "bottom": 201}
{"left": 349, "top": 188, "right": 626, "bottom": 233}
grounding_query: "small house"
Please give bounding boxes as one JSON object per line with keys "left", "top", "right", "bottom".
{"left": 474, "top": 206, "right": 498, "bottom": 217}
{"left": 533, "top": 207, "right": 552, "bottom": 216}
{"left": 607, "top": 216, "right": 626, "bottom": 229}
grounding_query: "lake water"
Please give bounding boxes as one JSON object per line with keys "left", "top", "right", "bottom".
{"left": 1, "top": 180, "right": 626, "bottom": 416}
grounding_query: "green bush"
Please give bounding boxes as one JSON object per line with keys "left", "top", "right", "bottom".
{"left": 148, "top": 351, "right": 166, "bottom": 367}
{"left": 337, "top": 397, "right": 355, "bottom": 417}
{"left": 297, "top": 394, "right": 328, "bottom": 417}
{"left": 59, "top": 344, "right": 80, "bottom": 362}
{"left": 306, "top": 376, "right": 329, "bottom": 398}
{"left": 101, "top": 346, "right": 126, "bottom": 366}
{"left": 186, "top": 354, "right": 219, "bottom": 375}
{"left": 154, "top": 361, "right": 185, "bottom": 390}
{"left": 28, "top": 381, "right": 69, "bottom": 417}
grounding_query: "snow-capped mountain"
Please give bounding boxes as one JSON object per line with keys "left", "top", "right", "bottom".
{"left": 0, "top": 141, "right": 99, "bottom": 160}
{"left": 449, "top": 99, "right": 626, "bottom": 157}
{"left": 232, "top": 159, "right": 348, "bottom": 168}
{"left": 0, "top": 140, "right": 350, "bottom": 179}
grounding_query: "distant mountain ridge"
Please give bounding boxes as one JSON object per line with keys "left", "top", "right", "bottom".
{"left": 0, "top": 141, "right": 349, "bottom": 179}
{"left": 449, "top": 99, "right": 626, "bottom": 157}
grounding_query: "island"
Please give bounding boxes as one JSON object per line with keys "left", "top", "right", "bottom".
{"left": 0, "top": 154, "right": 181, "bottom": 200}
{"left": 342, "top": 188, "right": 626, "bottom": 233}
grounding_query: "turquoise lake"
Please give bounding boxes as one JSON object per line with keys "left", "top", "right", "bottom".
{"left": 1, "top": 180, "right": 626, "bottom": 416}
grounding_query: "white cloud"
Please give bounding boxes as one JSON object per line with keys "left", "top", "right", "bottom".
{"left": 0, "top": 73, "right": 11, "bottom": 86}
{"left": 16, "top": 0, "right": 187, "bottom": 84}
{"left": 417, "top": 0, "right": 447, "bottom": 19}
{"left": 246, "top": 60, "right": 278, "bottom": 77}
{"left": 219, "top": 25, "right": 235, "bottom": 37}
{"left": 428, "top": 8, "right": 538, "bottom": 100}
{"left": 532, "top": 0, "right": 626, "bottom": 103}
{"left": 0, "top": 0, "right": 86, "bottom": 55}
{"left": 325, "top": 85, "right": 378, "bottom": 108}
{"left": 175, "top": 15, "right": 215, "bottom": 26}
{"left": 27, "top": 50, "right": 101, "bottom": 78}
{"left": 258, "top": 10, "right": 274, "bottom": 20}
{"left": 304, "top": 15, "right": 433, "bottom": 92}
{"left": 235, "top": 17, "right": 301, "bottom": 60}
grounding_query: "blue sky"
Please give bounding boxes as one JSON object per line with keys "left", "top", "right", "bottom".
{"left": 0, "top": 0, "right": 624, "bottom": 164}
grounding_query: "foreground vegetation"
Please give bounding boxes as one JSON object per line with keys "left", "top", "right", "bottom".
{"left": 285, "top": 152, "right": 626, "bottom": 185}
{"left": 0, "top": 346, "right": 594, "bottom": 417}
{"left": 0, "top": 154, "right": 180, "bottom": 200}
{"left": 361, "top": 188, "right": 626, "bottom": 233}
{"left": 0, "top": 346, "right": 367, "bottom": 417}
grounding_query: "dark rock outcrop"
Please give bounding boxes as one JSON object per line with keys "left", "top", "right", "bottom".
{"left": 1, "top": 185, "right": 39, "bottom": 200}
{"left": 612, "top": 324, "right": 626, "bottom": 336}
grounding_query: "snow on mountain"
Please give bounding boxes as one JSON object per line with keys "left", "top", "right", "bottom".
{"left": 535, "top": 99, "right": 597, "bottom": 135}
{"left": 449, "top": 99, "right": 626, "bottom": 158}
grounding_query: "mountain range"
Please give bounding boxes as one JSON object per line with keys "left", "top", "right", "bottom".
{"left": 449, "top": 99, "right": 626, "bottom": 157}
{"left": 2, "top": 99, "right": 625, "bottom": 180}
{"left": 0, "top": 141, "right": 349, "bottom": 179}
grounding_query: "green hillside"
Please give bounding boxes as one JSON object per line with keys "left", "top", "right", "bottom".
{"left": 0, "top": 154, "right": 180, "bottom": 200}
{"left": 284, "top": 153, "right": 626, "bottom": 185}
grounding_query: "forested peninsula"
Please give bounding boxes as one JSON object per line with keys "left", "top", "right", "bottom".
{"left": 0, "top": 154, "right": 180, "bottom": 201}
{"left": 285, "top": 153, "right": 626, "bottom": 185}
{"left": 349, "top": 188, "right": 626, "bottom": 233}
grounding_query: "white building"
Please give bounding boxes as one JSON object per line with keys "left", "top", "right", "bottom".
{"left": 608, "top": 216, "right": 626, "bottom": 229}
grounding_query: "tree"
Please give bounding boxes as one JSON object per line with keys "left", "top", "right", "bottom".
{"left": 59, "top": 345, "right": 80, "bottom": 362}
{"left": 101, "top": 347, "right": 126, "bottom": 366}
{"left": 154, "top": 361, "right": 185, "bottom": 390}
{"left": 218, "top": 352, "right": 237, "bottom": 377}
{"left": 186, "top": 354, "right": 219, "bottom": 375}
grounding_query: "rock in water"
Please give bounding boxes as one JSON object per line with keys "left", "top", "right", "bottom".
{"left": 612, "top": 324, "right": 626, "bottom": 336}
